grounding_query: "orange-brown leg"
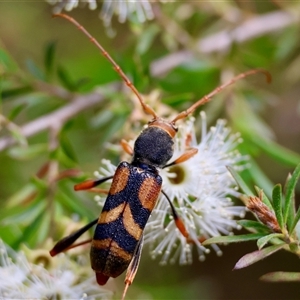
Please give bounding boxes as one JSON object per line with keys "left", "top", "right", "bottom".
{"left": 120, "top": 139, "right": 133, "bottom": 156}
{"left": 161, "top": 190, "right": 189, "bottom": 238}
{"left": 163, "top": 148, "right": 198, "bottom": 169}
{"left": 74, "top": 175, "right": 113, "bottom": 191}
{"left": 122, "top": 236, "right": 144, "bottom": 300}
{"left": 162, "top": 148, "right": 199, "bottom": 238}
{"left": 161, "top": 190, "right": 206, "bottom": 243}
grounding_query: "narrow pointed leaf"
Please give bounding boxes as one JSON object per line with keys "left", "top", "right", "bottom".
{"left": 8, "top": 144, "right": 48, "bottom": 160}
{"left": 260, "top": 271, "right": 300, "bottom": 282}
{"left": 254, "top": 186, "right": 273, "bottom": 210}
{"left": 26, "top": 59, "right": 45, "bottom": 80}
{"left": 257, "top": 233, "right": 284, "bottom": 250}
{"left": 2, "top": 86, "right": 32, "bottom": 100}
{"left": 136, "top": 24, "right": 160, "bottom": 55}
{"left": 234, "top": 243, "right": 285, "bottom": 270}
{"left": 7, "top": 103, "right": 27, "bottom": 120}
{"left": 5, "top": 183, "right": 37, "bottom": 207}
{"left": 288, "top": 243, "right": 299, "bottom": 253}
{"left": 1, "top": 198, "right": 46, "bottom": 226}
{"left": 202, "top": 233, "right": 266, "bottom": 246}
{"left": 34, "top": 211, "right": 51, "bottom": 246}
{"left": 290, "top": 205, "right": 300, "bottom": 235}
{"left": 272, "top": 184, "right": 284, "bottom": 229}
{"left": 57, "top": 65, "right": 76, "bottom": 91}
{"left": 7, "top": 127, "right": 27, "bottom": 147}
{"left": 283, "top": 163, "right": 300, "bottom": 225}
{"left": 44, "top": 41, "right": 56, "bottom": 77}
{"left": 237, "top": 220, "right": 271, "bottom": 233}
{"left": 248, "top": 159, "right": 274, "bottom": 199}
{"left": 251, "top": 136, "right": 300, "bottom": 167}
{"left": 227, "top": 166, "right": 253, "bottom": 196}
{"left": 59, "top": 133, "right": 78, "bottom": 164}
{"left": 0, "top": 48, "right": 18, "bottom": 71}
{"left": 12, "top": 209, "right": 48, "bottom": 248}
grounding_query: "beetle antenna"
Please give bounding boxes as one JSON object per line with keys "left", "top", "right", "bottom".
{"left": 171, "top": 69, "right": 271, "bottom": 124}
{"left": 53, "top": 13, "right": 158, "bottom": 119}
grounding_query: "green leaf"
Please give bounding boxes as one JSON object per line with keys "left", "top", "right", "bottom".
{"left": 159, "top": 60, "right": 219, "bottom": 95}
{"left": 274, "top": 26, "right": 299, "bottom": 61}
{"left": 1, "top": 199, "right": 45, "bottom": 227}
{"left": 59, "top": 132, "right": 78, "bottom": 164}
{"left": 272, "top": 184, "right": 284, "bottom": 229}
{"left": 34, "top": 211, "right": 50, "bottom": 245}
{"left": 237, "top": 220, "right": 271, "bottom": 233}
{"left": 7, "top": 103, "right": 27, "bottom": 120}
{"left": 7, "top": 125, "right": 27, "bottom": 147}
{"left": 0, "top": 48, "right": 18, "bottom": 72}
{"left": 233, "top": 243, "right": 285, "bottom": 270}
{"left": 30, "top": 175, "right": 48, "bottom": 190}
{"left": 5, "top": 183, "right": 37, "bottom": 208}
{"left": 248, "top": 159, "right": 274, "bottom": 199}
{"left": 136, "top": 24, "right": 160, "bottom": 55}
{"left": 260, "top": 272, "right": 300, "bottom": 282}
{"left": 231, "top": 95, "right": 274, "bottom": 145}
{"left": 26, "top": 59, "right": 45, "bottom": 80}
{"left": 0, "top": 224, "right": 22, "bottom": 246}
{"left": 227, "top": 166, "right": 254, "bottom": 196}
{"left": 8, "top": 144, "right": 48, "bottom": 160}
{"left": 57, "top": 65, "right": 76, "bottom": 91}
{"left": 56, "top": 191, "right": 93, "bottom": 219}
{"left": 12, "top": 208, "right": 49, "bottom": 248}
{"left": 44, "top": 41, "right": 56, "bottom": 78}
{"left": 290, "top": 205, "right": 300, "bottom": 235}
{"left": 55, "top": 147, "right": 78, "bottom": 168}
{"left": 1, "top": 86, "right": 32, "bottom": 100}
{"left": 162, "top": 93, "right": 194, "bottom": 107}
{"left": 202, "top": 233, "right": 266, "bottom": 246}
{"left": 283, "top": 163, "right": 300, "bottom": 228}
{"left": 257, "top": 233, "right": 284, "bottom": 250}
{"left": 289, "top": 242, "right": 299, "bottom": 253}
{"left": 254, "top": 186, "right": 273, "bottom": 210}
{"left": 251, "top": 136, "right": 300, "bottom": 167}
{"left": 90, "top": 109, "right": 113, "bottom": 129}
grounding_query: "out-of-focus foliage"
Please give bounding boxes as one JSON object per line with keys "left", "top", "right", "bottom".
{"left": 0, "top": 1, "right": 300, "bottom": 299}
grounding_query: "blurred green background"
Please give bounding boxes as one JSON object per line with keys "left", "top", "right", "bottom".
{"left": 0, "top": 1, "right": 300, "bottom": 299}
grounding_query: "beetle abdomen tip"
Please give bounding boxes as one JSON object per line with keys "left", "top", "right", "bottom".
{"left": 96, "top": 272, "right": 110, "bottom": 285}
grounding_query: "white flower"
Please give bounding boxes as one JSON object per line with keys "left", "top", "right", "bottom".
{"left": 47, "top": 0, "right": 155, "bottom": 28}
{"left": 145, "top": 112, "right": 247, "bottom": 265}
{"left": 47, "top": 0, "right": 97, "bottom": 14}
{"left": 100, "top": 0, "right": 154, "bottom": 28}
{"left": 0, "top": 240, "right": 112, "bottom": 300}
{"left": 95, "top": 112, "right": 247, "bottom": 266}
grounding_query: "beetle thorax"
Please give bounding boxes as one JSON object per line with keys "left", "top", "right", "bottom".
{"left": 132, "top": 126, "right": 174, "bottom": 168}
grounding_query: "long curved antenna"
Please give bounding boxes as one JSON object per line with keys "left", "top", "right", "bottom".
{"left": 171, "top": 69, "right": 271, "bottom": 124}
{"left": 53, "top": 13, "right": 158, "bottom": 119}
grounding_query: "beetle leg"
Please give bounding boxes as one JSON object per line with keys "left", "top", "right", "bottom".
{"left": 161, "top": 190, "right": 206, "bottom": 244}
{"left": 50, "top": 218, "right": 98, "bottom": 256}
{"left": 120, "top": 139, "right": 134, "bottom": 156}
{"left": 163, "top": 148, "right": 198, "bottom": 168}
{"left": 161, "top": 190, "right": 189, "bottom": 238}
{"left": 122, "top": 235, "right": 144, "bottom": 300}
{"left": 74, "top": 175, "right": 113, "bottom": 191}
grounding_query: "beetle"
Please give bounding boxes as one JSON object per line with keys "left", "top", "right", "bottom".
{"left": 49, "top": 13, "right": 271, "bottom": 300}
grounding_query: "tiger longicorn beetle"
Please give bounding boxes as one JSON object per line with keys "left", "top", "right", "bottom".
{"left": 49, "top": 13, "right": 271, "bottom": 300}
